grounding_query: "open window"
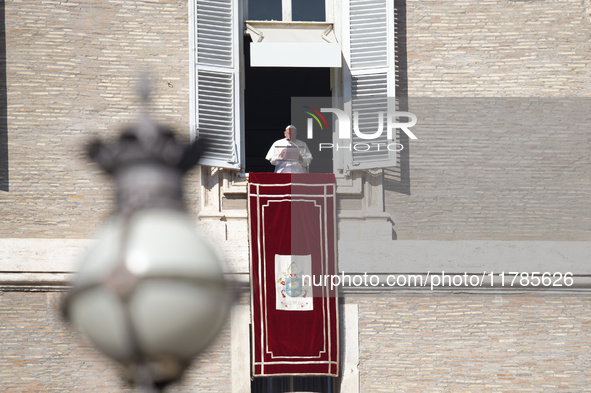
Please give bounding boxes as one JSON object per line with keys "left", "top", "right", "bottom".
{"left": 190, "top": 0, "right": 398, "bottom": 173}
{"left": 245, "top": 0, "right": 340, "bottom": 68}
{"left": 248, "top": 0, "right": 328, "bottom": 22}
{"left": 243, "top": 36, "right": 333, "bottom": 173}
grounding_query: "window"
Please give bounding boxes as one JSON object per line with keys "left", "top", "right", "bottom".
{"left": 292, "top": 0, "right": 326, "bottom": 22}
{"left": 248, "top": 0, "right": 282, "bottom": 21}
{"left": 248, "top": 0, "right": 326, "bottom": 22}
{"left": 243, "top": 37, "right": 333, "bottom": 173}
{"left": 190, "top": 0, "right": 398, "bottom": 172}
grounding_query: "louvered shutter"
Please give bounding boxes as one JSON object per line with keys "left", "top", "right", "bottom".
{"left": 343, "top": 0, "right": 396, "bottom": 170}
{"left": 191, "top": 0, "right": 242, "bottom": 169}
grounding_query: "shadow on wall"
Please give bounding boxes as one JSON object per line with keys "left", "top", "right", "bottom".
{"left": 384, "top": 0, "right": 410, "bottom": 196}
{"left": 0, "top": 2, "right": 7, "bottom": 192}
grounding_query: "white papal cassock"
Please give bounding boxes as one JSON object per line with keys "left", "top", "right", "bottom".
{"left": 265, "top": 138, "right": 312, "bottom": 173}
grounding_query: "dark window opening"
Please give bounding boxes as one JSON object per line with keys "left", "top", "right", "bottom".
{"left": 251, "top": 375, "right": 337, "bottom": 393}
{"left": 248, "top": 0, "right": 326, "bottom": 22}
{"left": 292, "top": 0, "right": 326, "bottom": 22}
{"left": 248, "top": 0, "right": 282, "bottom": 21}
{"left": 244, "top": 36, "right": 333, "bottom": 174}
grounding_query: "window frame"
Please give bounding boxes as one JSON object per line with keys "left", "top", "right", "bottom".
{"left": 189, "top": 0, "right": 397, "bottom": 174}
{"left": 246, "top": 0, "right": 334, "bottom": 22}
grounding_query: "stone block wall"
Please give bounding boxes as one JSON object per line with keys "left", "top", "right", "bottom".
{"left": 1, "top": 0, "right": 591, "bottom": 392}
{"left": 0, "top": 290, "right": 232, "bottom": 392}
{"left": 385, "top": 98, "right": 591, "bottom": 241}
{"left": 2, "top": 0, "right": 590, "bottom": 241}
{"left": 402, "top": 0, "right": 591, "bottom": 97}
{"left": 387, "top": 0, "right": 591, "bottom": 240}
{"left": 0, "top": 2, "right": 217, "bottom": 389}
{"left": 0, "top": 0, "right": 196, "bottom": 239}
{"left": 356, "top": 293, "right": 591, "bottom": 392}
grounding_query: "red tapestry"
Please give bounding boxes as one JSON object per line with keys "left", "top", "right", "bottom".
{"left": 249, "top": 173, "right": 339, "bottom": 377}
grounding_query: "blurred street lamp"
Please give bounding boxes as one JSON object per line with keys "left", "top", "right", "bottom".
{"left": 62, "top": 84, "right": 230, "bottom": 392}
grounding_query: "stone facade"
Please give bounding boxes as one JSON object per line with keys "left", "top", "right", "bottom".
{"left": 0, "top": 291, "right": 232, "bottom": 392}
{"left": 357, "top": 293, "right": 591, "bottom": 392}
{"left": 3, "top": 0, "right": 590, "bottom": 240}
{"left": 403, "top": 0, "right": 591, "bottom": 97}
{"left": 0, "top": 0, "right": 197, "bottom": 239}
{"left": 1, "top": 0, "right": 591, "bottom": 392}
{"left": 384, "top": 98, "right": 591, "bottom": 241}
{"left": 3, "top": 291, "right": 590, "bottom": 392}
{"left": 385, "top": 0, "right": 591, "bottom": 241}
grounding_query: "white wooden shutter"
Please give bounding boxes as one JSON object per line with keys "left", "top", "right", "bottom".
{"left": 343, "top": 0, "right": 396, "bottom": 170}
{"left": 190, "top": 0, "right": 243, "bottom": 169}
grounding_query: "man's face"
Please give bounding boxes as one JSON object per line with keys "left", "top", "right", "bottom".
{"left": 284, "top": 127, "right": 297, "bottom": 140}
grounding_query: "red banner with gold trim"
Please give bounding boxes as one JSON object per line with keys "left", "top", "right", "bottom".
{"left": 249, "top": 173, "right": 339, "bottom": 377}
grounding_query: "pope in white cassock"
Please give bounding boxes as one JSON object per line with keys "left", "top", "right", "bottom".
{"left": 265, "top": 125, "right": 313, "bottom": 173}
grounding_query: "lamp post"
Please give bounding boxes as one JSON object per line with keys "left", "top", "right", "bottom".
{"left": 62, "top": 86, "right": 230, "bottom": 392}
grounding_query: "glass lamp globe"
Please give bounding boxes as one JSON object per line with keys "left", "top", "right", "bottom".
{"left": 61, "top": 83, "right": 230, "bottom": 390}
{"left": 65, "top": 208, "right": 230, "bottom": 386}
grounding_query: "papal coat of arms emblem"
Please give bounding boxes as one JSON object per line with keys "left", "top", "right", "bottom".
{"left": 285, "top": 276, "right": 303, "bottom": 297}
{"left": 275, "top": 255, "right": 313, "bottom": 311}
